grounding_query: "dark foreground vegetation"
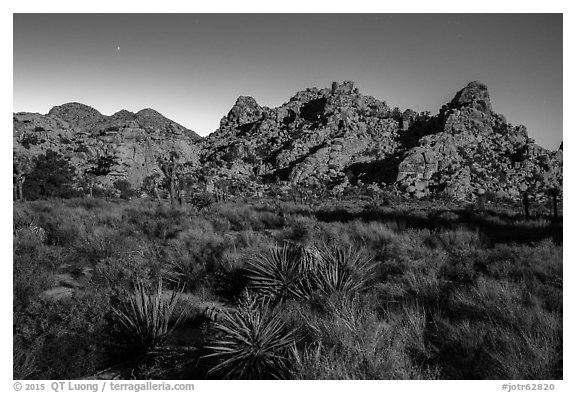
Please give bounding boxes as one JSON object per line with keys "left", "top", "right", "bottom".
{"left": 13, "top": 196, "right": 562, "bottom": 380}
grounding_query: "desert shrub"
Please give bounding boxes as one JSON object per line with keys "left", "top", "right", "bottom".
{"left": 430, "top": 312, "right": 561, "bottom": 379}
{"left": 487, "top": 323, "right": 562, "bottom": 379}
{"left": 169, "top": 222, "right": 229, "bottom": 272}
{"left": 397, "top": 269, "right": 443, "bottom": 307}
{"left": 161, "top": 244, "right": 212, "bottom": 292}
{"left": 213, "top": 203, "right": 285, "bottom": 231}
{"left": 93, "top": 254, "right": 156, "bottom": 291}
{"left": 204, "top": 294, "right": 296, "bottom": 379}
{"left": 190, "top": 192, "right": 215, "bottom": 212}
{"left": 111, "top": 278, "right": 191, "bottom": 357}
{"left": 290, "top": 295, "right": 438, "bottom": 379}
{"left": 20, "top": 133, "right": 42, "bottom": 149}
{"left": 311, "top": 242, "right": 378, "bottom": 298}
{"left": 114, "top": 179, "right": 138, "bottom": 200}
{"left": 13, "top": 293, "right": 111, "bottom": 379}
{"left": 246, "top": 243, "right": 315, "bottom": 302}
{"left": 431, "top": 226, "right": 484, "bottom": 251}
{"left": 13, "top": 222, "right": 47, "bottom": 251}
{"left": 64, "top": 196, "right": 109, "bottom": 210}
{"left": 13, "top": 242, "right": 56, "bottom": 310}
{"left": 123, "top": 206, "right": 187, "bottom": 242}
{"left": 245, "top": 241, "right": 378, "bottom": 304}
{"left": 74, "top": 225, "right": 138, "bottom": 265}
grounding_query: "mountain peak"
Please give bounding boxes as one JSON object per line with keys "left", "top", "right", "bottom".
{"left": 136, "top": 108, "right": 164, "bottom": 119}
{"left": 225, "top": 96, "right": 263, "bottom": 126}
{"left": 450, "top": 81, "right": 492, "bottom": 114}
{"left": 47, "top": 102, "right": 105, "bottom": 127}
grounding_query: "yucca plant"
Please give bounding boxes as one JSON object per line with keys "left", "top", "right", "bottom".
{"left": 311, "top": 243, "right": 378, "bottom": 297}
{"left": 111, "top": 277, "right": 190, "bottom": 355}
{"left": 204, "top": 293, "right": 297, "bottom": 379}
{"left": 245, "top": 243, "right": 317, "bottom": 302}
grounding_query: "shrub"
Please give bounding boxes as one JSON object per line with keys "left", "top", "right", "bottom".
{"left": 204, "top": 294, "right": 296, "bottom": 379}
{"left": 190, "top": 192, "right": 214, "bottom": 212}
{"left": 290, "top": 295, "right": 438, "bottom": 379}
{"left": 20, "top": 134, "right": 42, "bottom": 149}
{"left": 111, "top": 278, "right": 190, "bottom": 356}
{"left": 246, "top": 243, "right": 315, "bottom": 302}
{"left": 311, "top": 242, "right": 378, "bottom": 297}
{"left": 14, "top": 294, "right": 111, "bottom": 379}
{"left": 114, "top": 179, "right": 138, "bottom": 200}
{"left": 246, "top": 242, "right": 377, "bottom": 302}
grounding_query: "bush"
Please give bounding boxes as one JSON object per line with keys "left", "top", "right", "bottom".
{"left": 204, "top": 294, "right": 296, "bottom": 379}
{"left": 190, "top": 192, "right": 214, "bottom": 212}
{"left": 114, "top": 179, "right": 138, "bottom": 200}
{"left": 111, "top": 278, "right": 191, "bottom": 357}
{"left": 311, "top": 242, "right": 378, "bottom": 297}
{"left": 246, "top": 243, "right": 315, "bottom": 302}
{"left": 20, "top": 134, "right": 42, "bottom": 149}
{"left": 14, "top": 294, "right": 111, "bottom": 379}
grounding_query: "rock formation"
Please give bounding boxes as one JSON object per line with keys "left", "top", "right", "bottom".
{"left": 13, "top": 81, "right": 562, "bottom": 203}
{"left": 13, "top": 104, "right": 201, "bottom": 192}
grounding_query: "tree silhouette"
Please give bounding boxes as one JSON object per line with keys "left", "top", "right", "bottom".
{"left": 157, "top": 151, "right": 182, "bottom": 206}
{"left": 85, "top": 155, "right": 118, "bottom": 197}
{"left": 23, "top": 150, "right": 78, "bottom": 200}
{"left": 13, "top": 153, "right": 34, "bottom": 201}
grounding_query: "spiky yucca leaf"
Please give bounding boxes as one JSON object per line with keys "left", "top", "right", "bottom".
{"left": 246, "top": 243, "right": 317, "bottom": 302}
{"left": 311, "top": 243, "right": 377, "bottom": 296}
{"left": 112, "top": 277, "right": 189, "bottom": 354}
{"left": 204, "top": 294, "right": 296, "bottom": 379}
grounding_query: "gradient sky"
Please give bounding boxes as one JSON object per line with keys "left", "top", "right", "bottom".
{"left": 13, "top": 14, "right": 562, "bottom": 149}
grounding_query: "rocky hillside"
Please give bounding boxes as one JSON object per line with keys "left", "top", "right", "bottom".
{"left": 199, "top": 80, "right": 562, "bottom": 201}
{"left": 13, "top": 81, "right": 562, "bottom": 202}
{"left": 13, "top": 103, "right": 201, "bottom": 189}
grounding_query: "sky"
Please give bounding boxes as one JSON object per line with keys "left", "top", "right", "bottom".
{"left": 13, "top": 14, "right": 562, "bottom": 149}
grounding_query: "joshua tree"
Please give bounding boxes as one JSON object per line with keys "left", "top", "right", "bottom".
{"left": 214, "top": 179, "right": 233, "bottom": 202}
{"left": 174, "top": 163, "right": 200, "bottom": 206}
{"left": 13, "top": 153, "right": 34, "bottom": 201}
{"left": 157, "top": 151, "right": 182, "bottom": 206}
{"left": 522, "top": 191, "right": 531, "bottom": 219}
{"left": 143, "top": 173, "right": 162, "bottom": 204}
{"left": 548, "top": 187, "right": 560, "bottom": 220}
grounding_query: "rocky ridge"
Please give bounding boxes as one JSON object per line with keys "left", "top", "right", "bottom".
{"left": 13, "top": 103, "right": 201, "bottom": 188}
{"left": 13, "top": 81, "right": 562, "bottom": 202}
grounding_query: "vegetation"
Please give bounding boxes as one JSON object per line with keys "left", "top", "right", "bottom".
{"left": 13, "top": 195, "right": 562, "bottom": 379}
{"left": 111, "top": 278, "right": 190, "bottom": 356}
{"left": 204, "top": 294, "right": 296, "bottom": 379}
{"left": 22, "top": 150, "right": 80, "bottom": 200}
